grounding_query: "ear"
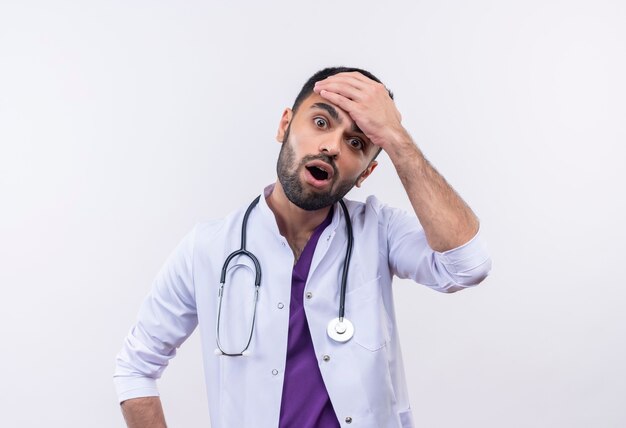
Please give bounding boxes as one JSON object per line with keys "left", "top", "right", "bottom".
{"left": 355, "top": 160, "right": 378, "bottom": 188}
{"left": 276, "top": 108, "right": 293, "bottom": 143}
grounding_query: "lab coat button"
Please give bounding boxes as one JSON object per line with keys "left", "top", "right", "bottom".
{"left": 345, "top": 416, "right": 352, "bottom": 424}
{"left": 277, "top": 302, "right": 284, "bottom": 309}
{"left": 272, "top": 369, "right": 278, "bottom": 375}
{"left": 305, "top": 292, "right": 313, "bottom": 299}
{"left": 322, "top": 355, "right": 330, "bottom": 362}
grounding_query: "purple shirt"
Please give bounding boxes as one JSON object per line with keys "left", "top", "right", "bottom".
{"left": 279, "top": 210, "right": 340, "bottom": 428}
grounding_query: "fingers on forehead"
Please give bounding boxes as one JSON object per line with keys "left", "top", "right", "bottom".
{"left": 322, "top": 73, "right": 367, "bottom": 89}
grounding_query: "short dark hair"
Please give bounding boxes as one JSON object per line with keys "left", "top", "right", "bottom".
{"left": 292, "top": 66, "right": 394, "bottom": 112}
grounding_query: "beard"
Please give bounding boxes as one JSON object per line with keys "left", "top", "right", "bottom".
{"left": 276, "top": 128, "right": 357, "bottom": 211}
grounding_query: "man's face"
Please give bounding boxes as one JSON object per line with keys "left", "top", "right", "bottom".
{"left": 275, "top": 92, "right": 378, "bottom": 211}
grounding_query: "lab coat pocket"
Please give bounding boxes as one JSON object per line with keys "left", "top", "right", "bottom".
{"left": 346, "top": 276, "right": 391, "bottom": 351}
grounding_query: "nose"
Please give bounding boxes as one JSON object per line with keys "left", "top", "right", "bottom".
{"left": 319, "top": 132, "right": 342, "bottom": 158}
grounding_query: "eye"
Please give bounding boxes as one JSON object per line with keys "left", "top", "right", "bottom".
{"left": 348, "top": 138, "right": 364, "bottom": 150}
{"left": 314, "top": 117, "right": 328, "bottom": 128}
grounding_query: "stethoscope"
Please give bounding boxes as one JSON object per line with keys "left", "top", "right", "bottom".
{"left": 215, "top": 195, "right": 354, "bottom": 356}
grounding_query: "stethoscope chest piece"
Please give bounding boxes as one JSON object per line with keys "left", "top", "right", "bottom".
{"left": 327, "top": 317, "right": 354, "bottom": 342}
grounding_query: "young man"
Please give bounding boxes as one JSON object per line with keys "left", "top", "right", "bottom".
{"left": 115, "top": 67, "right": 492, "bottom": 427}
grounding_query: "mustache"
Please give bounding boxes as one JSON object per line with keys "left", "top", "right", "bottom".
{"left": 300, "top": 154, "right": 338, "bottom": 177}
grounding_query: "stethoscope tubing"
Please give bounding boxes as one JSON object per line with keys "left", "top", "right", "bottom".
{"left": 219, "top": 195, "right": 262, "bottom": 286}
{"left": 337, "top": 199, "right": 352, "bottom": 322}
{"left": 216, "top": 196, "right": 261, "bottom": 356}
{"left": 216, "top": 195, "right": 353, "bottom": 356}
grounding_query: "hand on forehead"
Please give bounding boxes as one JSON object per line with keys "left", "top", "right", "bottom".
{"left": 313, "top": 71, "right": 382, "bottom": 100}
{"left": 312, "top": 71, "right": 402, "bottom": 151}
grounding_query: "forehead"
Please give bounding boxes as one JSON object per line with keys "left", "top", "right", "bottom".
{"left": 297, "top": 93, "right": 344, "bottom": 115}
{"left": 296, "top": 93, "right": 365, "bottom": 135}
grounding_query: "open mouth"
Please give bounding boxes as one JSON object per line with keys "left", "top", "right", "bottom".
{"left": 306, "top": 165, "right": 329, "bottom": 181}
{"left": 303, "top": 160, "right": 335, "bottom": 188}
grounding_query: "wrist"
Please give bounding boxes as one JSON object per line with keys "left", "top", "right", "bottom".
{"left": 383, "top": 130, "right": 423, "bottom": 165}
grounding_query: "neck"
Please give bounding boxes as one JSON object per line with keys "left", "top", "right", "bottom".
{"left": 266, "top": 181, "right": 331, "bottom": 260}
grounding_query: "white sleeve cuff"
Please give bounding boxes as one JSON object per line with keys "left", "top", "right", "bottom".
{"left": 113, "top": 375, "right": 160, "bottom": 403}
{"left": 434, "top": 228, "right": 492, "bottom": 287}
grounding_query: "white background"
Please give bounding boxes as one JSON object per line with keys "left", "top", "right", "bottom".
{"left": 1, "top": 1, "right": 625, "bottom": 427}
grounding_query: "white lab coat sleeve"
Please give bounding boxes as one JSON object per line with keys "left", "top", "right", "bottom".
{"left": 385, "top": 205, "right": 492, "bottom": 293}
{"left": 113, "top": 226, "right": 199, "bottom": 403}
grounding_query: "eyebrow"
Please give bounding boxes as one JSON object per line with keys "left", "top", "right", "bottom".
{"left": 311, "top": 102, "right": 365, "bottom": 135}
{"left": 311, "top": 102, "right": 340, "bottom": 122}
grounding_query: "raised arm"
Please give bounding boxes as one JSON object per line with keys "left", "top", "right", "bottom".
{"left": 314, "top": 72, "right": 479, "bottom": 252}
